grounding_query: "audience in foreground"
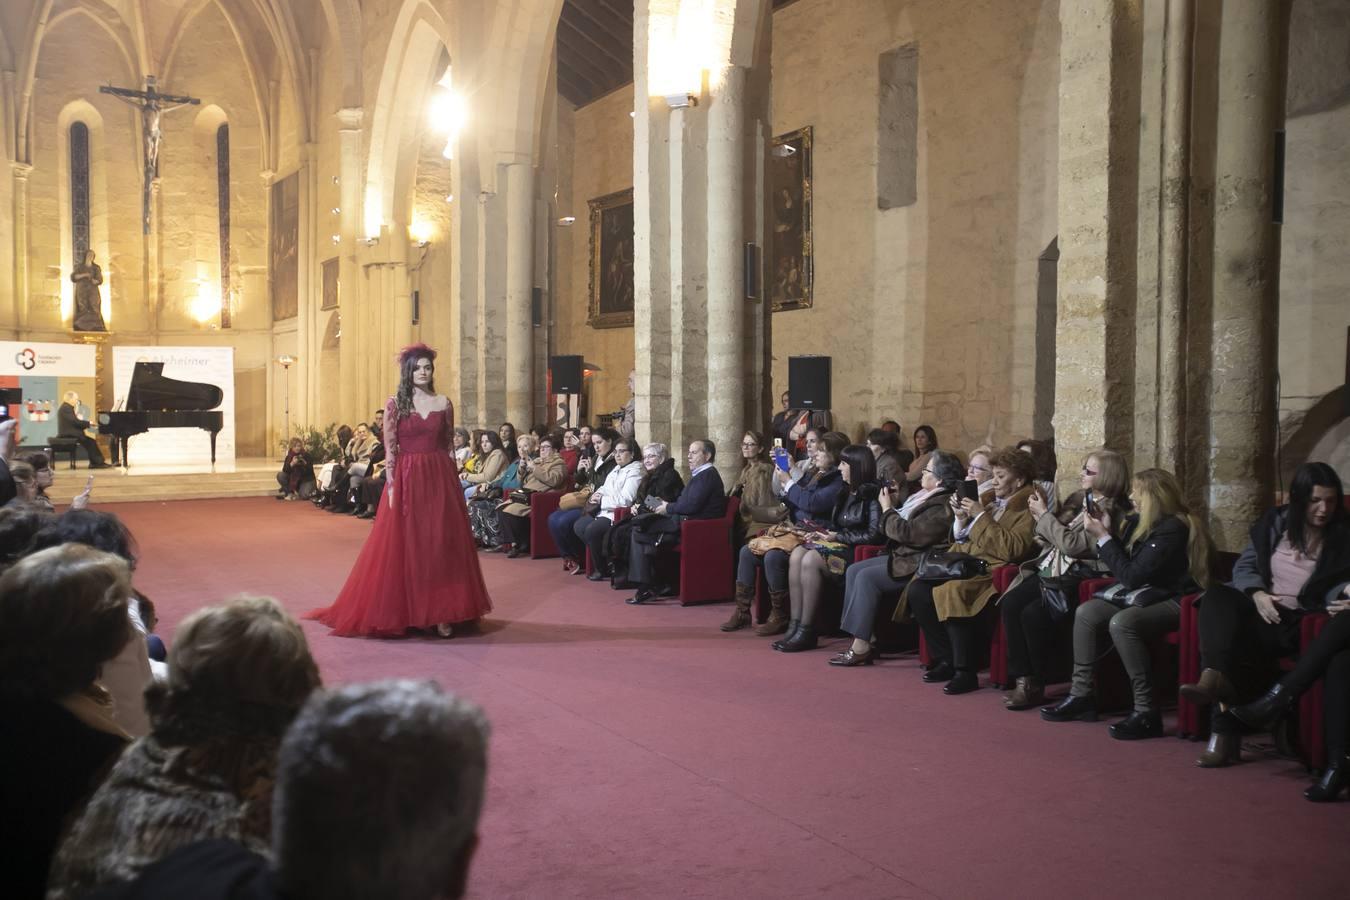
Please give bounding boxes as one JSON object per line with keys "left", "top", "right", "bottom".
{"left": 89, "top": 680, "right": 489, "bottom": 900}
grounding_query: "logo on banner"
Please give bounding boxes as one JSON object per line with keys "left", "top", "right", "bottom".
{"left": 14, "top": 348, "right": 36, "bottom": 370}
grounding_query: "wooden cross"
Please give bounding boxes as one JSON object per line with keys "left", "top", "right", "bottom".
{"left": 100, "top": 76, "right": 201, "bottom": 234}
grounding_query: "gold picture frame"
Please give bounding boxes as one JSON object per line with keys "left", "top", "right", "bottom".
{"left": 770, "top": 126, "right": 813, "bottom": 312}
{"left": 588, "top": 188, "right": 635, "bottom": 329}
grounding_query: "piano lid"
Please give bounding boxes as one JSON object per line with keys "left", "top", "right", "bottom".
{"left": 126, "top": 361, "right": 224, "bottom": 412}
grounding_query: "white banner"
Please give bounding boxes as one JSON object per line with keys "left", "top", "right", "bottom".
{"left": 0, "top": 341, "right": 96, "bottom": 377}
{"left": 112, "top": 346, "right": 235, "bottom": 470}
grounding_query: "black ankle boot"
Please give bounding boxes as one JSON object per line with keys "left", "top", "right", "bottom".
{"left": 922, "top": 661, "right": 955, "bottom": 683}
{"left": 1040, "top": 694, "right": 1098, "bottom": 723}
{"left": 1109, "top": 709, "right": 1164, "bottom": 741}
{"left": 778, "top": 625, "right": 818, "bottom": 653}
{"left": 1231, "top": 683, "right": 1294, "bottom": 730}
{"left": 943, "top": 670, "right": 979, "bottom": 695}
{"left": 1305, "top": 756, "right": 1349, "bottom": 803}
{"left": 771, "top": 619, "right": 801, "bottom": 651}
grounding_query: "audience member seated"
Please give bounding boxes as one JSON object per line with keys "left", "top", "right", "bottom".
{"left": 906, "top": 425, "right": 939, "bottom": 484}
{"left": 452, "top": 426, "right": 472, "bottom": 469}
{"left": 831, "top": 450, "right": 965, "bottom": 666}
{"left": 902, "top": 447, "right": 1040, "bottom": 695}
{"left": 1017, "top": 438, "right": 1059, "bottom": 512}
{"left": 559, "top": 427, "right": 582, "bottom": 478}
{"left": 498, "top": 422, "right": 519, "bottom": 463}
{"left": 497, "top": 435, "right": 570, "bottom": 557}
{"left": 86, "top": 680, "right": 489, "bottom": 900}
{"left": 0, "top": 503, "right": 54, "bottom": 572}
{"left": 5, "top": 459, "right": 38, "bottom": 507}
{"left": 729, "top": 432, "right": 848, "bottom": 632}
{"left": 866, "top": 428, "right": 908, "bottom": 500}
{"left": 999, "top": 449, "right": 1134, "bottom": 710}
{"left": 627, "top": 440, "right": 727, "bottom": 605}
{"left": 47, "top": 596, "right": 321, "bottom": 899}
{"left": 731, "top": 430, "right": 785, "bottom": 541}
{"left": 606, "top": 443, "right": 685, "bottom": 586}
{"left": 459, "top": 430, "right": 508, "bottom": 501}
{"left": 315, "top": 423, "right": 377, "bottom": 510}
{"left": 0, "top": 545, "right": 134, "bottom": 900}
{"left": 468, "top": 435, "right": 530, "bottom": 549}
{"left": 773, "top": 443, "right": 884, "bottom": 653}
{"left": 964, "top": 446, "right": 996, "bottom": 500}
{"left": 771, "top": 427, "right": 822, "bottom": 499}
{"left": 547, "top": 428, "right": 617, "bottom": 572}
{"left": 1042, "top": 468, "right": 1213, "bottom": 739}
{"left": 572, "top": 439, "right": 643, "bottom": 581}
{"left": 770, "top": 390, "right": 795, "bottom": 447}
{"left": 275, "top": 438, "right": 314, "bottom": 501}
{"left": 343, "top": 417, "right": 387, "bottom": 514}
{"left": 1183, "top": 463, "right": 1349, "bottom": 770}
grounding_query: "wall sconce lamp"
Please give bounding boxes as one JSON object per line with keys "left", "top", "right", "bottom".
{"left": 663, "top": 93, "right": 698, "bottom": 110}
{"left": 556, "top": 216, "right": 576, "bottom": 227}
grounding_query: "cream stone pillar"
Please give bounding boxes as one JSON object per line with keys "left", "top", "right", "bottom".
{"left": 706, "top": 65, "right": 747, "bottom": 484}
{"left": 295, "top": 142, "right": 318, "bottom": 430}
{"left": 1206, "top": 1, "right": 1288, "bottom": 549}
{"left": 476, "top": 189, "right": 508, "bottom": 424}
{"left": 504, "top": 162, "right": 535, "bottom": 428}
{"left": 10, "top": 162, "right": 32, "bottom": 335}
{"left": 336, "top": 108, "right": 364, "bottom": 424}
{"left": 1052, "top": 0, "right": 1141, "bottom": 498}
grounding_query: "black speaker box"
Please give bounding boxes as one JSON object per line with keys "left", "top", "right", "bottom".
{"left": 788, "top": 356, "right": 831, "bottom": 409}
{"left": 550, "top": 355, "right": 583, "bottom": 394}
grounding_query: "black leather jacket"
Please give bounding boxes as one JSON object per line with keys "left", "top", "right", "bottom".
{"left": 830, "top": 482, "right": 885, "bottom": 547}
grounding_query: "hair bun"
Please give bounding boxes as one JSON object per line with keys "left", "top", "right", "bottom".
{"left": 398, "top": 343, "right": 437, "bottom": 365}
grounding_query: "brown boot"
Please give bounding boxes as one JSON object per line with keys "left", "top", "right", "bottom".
{"left": 1004, "top": 677, "right": 1045, "bottom": 711}
{"left": 754, "top": 590, "right": 791, "bottom": 636}
{"left": 1180, "top": 668, "right": 1236, "bottom": 709}
{"left": 1195, "top": 731, "right": 1241, "bottom": 768}
{"left": 720, "top": 583, "right": 754, "bottom": 632}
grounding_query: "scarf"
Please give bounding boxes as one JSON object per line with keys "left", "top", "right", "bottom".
{"left": 898, "top": 486, "right": 938, "bottom": 520}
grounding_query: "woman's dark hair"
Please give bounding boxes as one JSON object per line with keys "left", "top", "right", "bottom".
{"left": 741, "top": 430, "right": 768, "bottom": 469}
{"left": 913, "top": 425, "right": 938, "bottom": 451}
{"left": 20, "top": 450, "right": 50, "bottom": 472}
{"left": 592, "top": 426, "right": 620, "bottom": 449}
{"left": 1017, "top": 438, "right": 1058, "bottom": 482}
{"left": 498, "top": 423, "right": 519, "bottom": 462}
{"left": 1287, "top": 462, "right": 1346, "bottom": 553}
{"left": 816, "top": 431, "right": 848, "bottom": 467}
{"left": 928, "top": 450, "right": 967, "bottom": 491}
{"left": 866, "top": 429, "right": 899, "bottom": 452}
{"left": 393, "top": 344, "right": 437, "bottom": 420}
{"left": 479, "top": 430, "right": 504, "bottom": 454}
{"left": 990, "top": 447, "right": 1038, "bottom": 488}
{"left": 29, "top": 509, "right": 139, "bottom": 569}
{"left": 0, "top": 505, "right": 55, "bottom": 569}
{"left": 839, "top": 444, "right": 877, "bottom": 490}
{"left": 336, "top": 425, "right": 354, "bottom": 448}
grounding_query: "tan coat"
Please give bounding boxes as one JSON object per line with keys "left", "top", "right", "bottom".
{"left": 881, "top": 490, "right": 956, "bottom": 580}
{"left": 497, "top": 455, "right": 567, "bottom": 517}
{"left": 462, "top": 448, "right": 507, "bottom": 484}
{"left": 1004, "top": 496, "right": 1131, "bottom": 593}
{"left": 733, "top": 460, "right": 785, "bottom": 536}
{"left": 895, "top": 484, "right": 1039, "bottom": 623}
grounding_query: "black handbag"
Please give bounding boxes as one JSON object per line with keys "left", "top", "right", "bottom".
{"left": 1037, "top": 561, "right": 1096, "bottom": 621}
{"left": 508, "top": 488, "right": 535, "bottom": 505}
{"left": 914, "top": 549, "right": 988, "bottom": 583}
{"left": 1092, "top": 583, "right": 1174, "bottom": 609}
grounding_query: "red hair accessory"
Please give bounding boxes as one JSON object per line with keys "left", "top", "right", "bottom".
{"left": 398, "top": 343, "right": 437, "bottom": 365}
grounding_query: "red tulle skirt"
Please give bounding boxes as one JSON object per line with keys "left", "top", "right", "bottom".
{"left": 306, "top": 451, "right": 493, "bottom": 637}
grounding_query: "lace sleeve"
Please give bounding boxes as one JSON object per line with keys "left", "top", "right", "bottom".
{"left": 383, "top": 397, "right": 399, "bottom": 480}
{"left": 442, "top": 402, "right": 458, "bottom": 470}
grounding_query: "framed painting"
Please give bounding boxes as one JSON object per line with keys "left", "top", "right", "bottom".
{"left": 769, "top": 126, "right": 813, "bottom": 312}
{"left": 588, "top": 188, "right": 635, "bottom": 329}
{"left": 320, "top": 257, "right": 339, "bottom": 310}
{"left": 270, "top": 172, "right": 300, "bottom": 321}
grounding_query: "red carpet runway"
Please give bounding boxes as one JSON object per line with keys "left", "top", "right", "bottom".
{"left": 116, "top": 498, "right": 1342, "bottom": 899}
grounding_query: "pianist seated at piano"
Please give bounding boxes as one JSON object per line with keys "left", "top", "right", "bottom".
{"left": 58, "top": 392, "right": 110, "bottom": 469}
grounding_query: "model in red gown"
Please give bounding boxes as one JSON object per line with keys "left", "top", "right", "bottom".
{"left": 307, "top": 345, "right": 492, "bottom": 637}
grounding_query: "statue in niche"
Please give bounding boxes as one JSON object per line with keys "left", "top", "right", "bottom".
{"left": 71, "top": 249, "right": 108, "bottom": 332}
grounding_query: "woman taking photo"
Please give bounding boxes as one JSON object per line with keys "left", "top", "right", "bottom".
{"left": 1041, "top": 468, "right": 1212, "bottom": 739}
{"left": 1000, "top": 449, "right": 1134, "bottom": 710}
{"left": 307, "top": 344, "right": 492, "bottom": 639}
{"left": 731, "top": 430, "right": 784, "bottom": 541}
{"left": 496, "top": 435, "right": 570, "bottom": 558}
{"left": 773, "top": 443, "right": 884, "bottom": 653}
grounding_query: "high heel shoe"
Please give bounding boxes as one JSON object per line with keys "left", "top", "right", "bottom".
{"left": 828, "top": 646, "right": 876, "bottom": 667}
{"left": 434, "top": 623, "right": 454, "bottom": 638}
{"left": 1231, "top": 683, "right": 1294, "bottom": 730}
{"left": 1195, "top": 731, "right": 1241, "bottom": 768}
{"left": 770, "top": 619, "right": 800, "bottom": 651}
{"left": 1179, "top": 668, "right": 1237, "bottom": 708}
{"left": 1305, "top": 756, "right": 1349, "bottom": 802}
{"left": 777, "top": 624, "right": 817, "bottom": 653}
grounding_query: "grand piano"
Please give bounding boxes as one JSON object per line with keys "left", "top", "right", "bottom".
{"left": 98, "top": 361, "right": 225, "bottom": 468}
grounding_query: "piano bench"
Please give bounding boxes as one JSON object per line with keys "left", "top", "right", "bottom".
{"left": 48, "top": 437, "right": 80, "bottom": 470}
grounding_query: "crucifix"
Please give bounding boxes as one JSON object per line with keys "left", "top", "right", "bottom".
{"left": 100, "top": 76, "right": 201, "bottom": 234}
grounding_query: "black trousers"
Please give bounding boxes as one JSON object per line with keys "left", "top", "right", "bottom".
{"left": 500, "top": 511, "right": 531, "bottom": 549}
{"left": 1001, "top": 575, "right": 1071, "bottom": 681}
{"left": 574, "top": 515, "right": 613, "bottom": 569}
{"left": 907, "top": 579, "right": 993, "bottom": 673}
{"left": 628, "top": 518, "right": 681, "bottom": 587}
{"left": 72, "top": 434, "right": 105, "bottom": 467}
{"left": 1278, "top": 612, "right": 1350, "bottom": 761}
{"left": 1197, "top": 583, "right": 1303, "bottom": 695}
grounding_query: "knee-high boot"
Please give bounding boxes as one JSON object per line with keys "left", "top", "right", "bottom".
{"left": 755, "top": 589, "right": 791, "bottom": 636}
{"left": 721, "top": 583, "right": 753, "bottom": 632}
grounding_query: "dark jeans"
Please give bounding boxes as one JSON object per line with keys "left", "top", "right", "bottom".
{"left": 501, "top": 511, "right": 531, "bottom": 550}
{"left": 1197, "top": 584, "right": 1303, "bottom": 696}
{"left": 840, "top": 555, "right": 908, "bottom": 640}
{"left": 1001, "top": 575, "right": 1071, "bottom": 681}
{"left": 1277, "top": 612, "right": 1350, "bottom": 761}
{"left": 907, "top": 579, "right": 993, "bottom": 673}
{"left": 548, "top": 508, "right": 587, "bottom": 560}
{"left": 736, "top": 545, "right": 789, "bottom": 592}
{"left": 575, "top": 514, "right": 613, "bottom": 568}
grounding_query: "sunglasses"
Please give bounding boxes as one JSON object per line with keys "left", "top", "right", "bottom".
{"left": 1082, "top": 466, "right": 1098, "bottom": 476}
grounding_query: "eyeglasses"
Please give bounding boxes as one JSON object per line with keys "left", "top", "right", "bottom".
{"left": 968, "top": 464, "right": 989, "bottom": 473}
{"left": 741, "top": 441, "right": 759, "bottom": 448}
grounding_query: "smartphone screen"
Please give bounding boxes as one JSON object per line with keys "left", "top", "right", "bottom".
{"left": 1084, "top": 492, "right": 1097, "bottom": 515}
{"left": 772, "top": 447, "right": 791, "bottom": 472}
{"left": 960, "top": 480, "right": 979, "bottom": 501}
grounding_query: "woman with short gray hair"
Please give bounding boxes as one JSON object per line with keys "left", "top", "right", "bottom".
{"left": 604, "top": 441, "right": 685, "bottom": 586}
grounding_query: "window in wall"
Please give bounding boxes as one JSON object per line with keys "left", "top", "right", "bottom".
{"left": 70, "top": 121, "right": 91, "bottom": 262}
{"left": 217, "top": 123, "right": 232, "bottom": 328}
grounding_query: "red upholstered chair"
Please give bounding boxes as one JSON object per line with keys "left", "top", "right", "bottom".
{"left": 675, "top": 498, "right": 740, "bottom": 605}
{"left": 584, "top": 507, "right": 629, "bottom": 575}
{"left": 529, "top": 491, "right": 564, "bottom": 559}
{"left": 987, "top": 565, "right": 1020, "bottom": 688}
{"left": 1300, "top": 612, "right": 1331, "bottom": 770}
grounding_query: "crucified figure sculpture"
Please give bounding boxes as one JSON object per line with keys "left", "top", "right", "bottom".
{"left": 100, "top": 76, "right": 201, "bottom": 234}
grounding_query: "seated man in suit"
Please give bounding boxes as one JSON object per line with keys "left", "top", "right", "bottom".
{"left": 626, "top": 439, "right": 727, "bottom": 605}
{"left": 58, "top": 391, "right": 109, "bottom": 469}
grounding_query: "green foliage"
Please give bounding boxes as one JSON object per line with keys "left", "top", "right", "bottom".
{"left": 282, "top": 424, "right": 343, "bottom": 463}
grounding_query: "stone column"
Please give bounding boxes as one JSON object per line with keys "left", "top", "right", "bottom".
{"left": 504, "top": 162, "right": 535, "bottom": 428}
{"left": 476, "top": 189, "right": 508, "bottom": 423}
{"left": 1206, "top": 0, "right": 1288, "bottom": 549}
{"left": 336, "top": 108, "right": 364, "bottom": 424}
{"left": 10, "top": 162, "right": 32, "bottom": 335}
{"left": 1052, "top": 0, "right": 1141, "bottom": 499}
{"left": 705, "top": 65, "right": 747, "bottom": 485}
{"left": 295, "top": 142, "right": 317, "bottom": 430}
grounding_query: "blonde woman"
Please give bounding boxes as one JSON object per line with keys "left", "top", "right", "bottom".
{"left": 1042, "top": 468, "right": 1213, "bottom": 739}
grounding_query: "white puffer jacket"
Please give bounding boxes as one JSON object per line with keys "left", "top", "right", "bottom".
{"left": 595, "top": 460, "right": 644, "bottom": 519}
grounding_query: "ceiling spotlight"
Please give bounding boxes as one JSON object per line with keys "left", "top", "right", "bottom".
{"left": 557, "top": 216, "right": 576, "bottom": 226}
{"left": 445, "top": 194, "right": 454, "bottom": 203}
{"left": 331, "top": 234, "right": 341, "bottom": 244}
{"left": 331, "top": 207, "right": 341, "bottom": 215}
{"left": 331, "top": 175, "right": 339, "bottom": 185}
{"left": 629, "top": 111, "right": 636, "bottom": 118}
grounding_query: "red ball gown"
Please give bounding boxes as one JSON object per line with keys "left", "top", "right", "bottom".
{"left": 307, "top": 398, "right": 493, "bottom": 637}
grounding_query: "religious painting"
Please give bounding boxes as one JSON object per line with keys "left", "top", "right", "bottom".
{"left": 588, "top": 188, "right": 635, "bottom": 329}
{"left": 770, "top": 126, "right": 813, "bottom": 312}
{"left": 321, "top": 257, "right": 339, "bottom": 310}
{"left": 270, "top": 172, "right": 300, "bottom": 321}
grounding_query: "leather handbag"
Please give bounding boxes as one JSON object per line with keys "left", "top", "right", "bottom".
{"left": 748, "top": 524, "right": 805, "bottom": 556}
{"left": 914, "top": 549, "right": 988, "bottom": 583}
{"left": 1037, "top": 561, "right": 1096, "bottom": 620}
{"left": 1092, "top": 583, "right": 1174, "bottom": 608}
{"left": 558, "top": 486, "right": 593, "bottom": 511}
{"left": 508, "top": 488, "right": 535, "bottom": 506}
